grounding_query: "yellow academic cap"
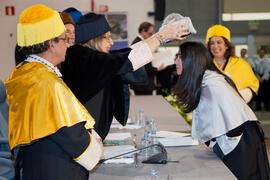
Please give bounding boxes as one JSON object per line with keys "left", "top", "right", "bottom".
{"left": 205, "top": 25, "right": 230, "bottom": 44}
{"left": 17, "top": 4, "right": 66, "bottom": 47}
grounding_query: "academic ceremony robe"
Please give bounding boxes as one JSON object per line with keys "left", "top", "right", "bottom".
{"left": 61, "top": 45, "right": 147, "bottom": 140}
{"left": 5, "top": 61, "right": 100, "bottom": 180}
{"left": 214, "top": 56, "right": 259, "bottom": 96}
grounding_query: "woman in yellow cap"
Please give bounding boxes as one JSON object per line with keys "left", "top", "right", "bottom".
{"left": 205, "top": 25, "right": 259, "bottom": 103}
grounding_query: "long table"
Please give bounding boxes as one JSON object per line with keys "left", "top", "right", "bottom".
{"left": 128, "top": 95, "right": 191, "bottom": 132}
{"left": 90, "top": 95, "right": 236, "bottom": 179}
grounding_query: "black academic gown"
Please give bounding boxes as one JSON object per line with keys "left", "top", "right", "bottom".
{"left": 61, "top": 45, "right": 146, "bottom": 140}
{"left": 18, "top": 122, "right": 91, "bottom": 180}
{"left": 84, "top": 76, "right": 130, "bottom": 140}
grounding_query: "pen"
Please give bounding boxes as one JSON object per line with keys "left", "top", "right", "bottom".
{"left": 103, "top": 140, "right": 125, "bottom": 146}
{"left": 123, "top": 155, "right": 133, "bottom": 159}
{"left": 114, "top": 155, "right": 133, "bottom": 159}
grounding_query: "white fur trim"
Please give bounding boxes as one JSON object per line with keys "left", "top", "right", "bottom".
{"left": 129, "top": 41, "right": 153, "bottom": 71}
{"left": 75, "top": 133, "right": 102, "bottom": 171}
{"left": 239, "top": 88, "right": 252, "bottom": 103}
{"left": 92, "top": 129, "right": 101, "bottom": 140}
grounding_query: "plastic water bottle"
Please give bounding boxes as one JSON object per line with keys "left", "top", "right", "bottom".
{"left": 144, "top": 119, "right": 151, "bottom": 134}
{"left": 137, "top": 108, "right": 145, "bottom": 127}
{"left": 150, "top": 118, "right": 157, "bottom": 137}
{"left": 149, "top": 169, "right": 158, "bottom": 180}
{"left": 149, "top": 118, "right": 159, "bottom": 154}
{"left": 132, "top": 134, "right": 138, "bottom": 148}
{"left": 141, "top": 132, "right": 150, "bottom": 158}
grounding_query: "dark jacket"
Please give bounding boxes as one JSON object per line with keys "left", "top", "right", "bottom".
{"left": 131, "top": 36, "right": 158, "bottom": 94}
{"left": 61, "top": 45, "right": 147, "bottom": 140}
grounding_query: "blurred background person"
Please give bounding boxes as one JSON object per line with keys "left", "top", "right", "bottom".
{"left": 156, "top": 61, "right": 178, "bottom": 96}
{"left": 240, "top": 48, "right": 255, "bottom": 69}
{"left": 59, "top": 12, "right": 75, "bottom": 46}
{"left": 206, "top": 25, "right": 259, "bottom": 103}
{"left": 254, "top": 48, "right": 270, "bottom": 111}
{"left": 131, "top": 22, "right": 166, "bottom": 95}
{"left": 63, "top": 7, "right": 82, "bottom": 24}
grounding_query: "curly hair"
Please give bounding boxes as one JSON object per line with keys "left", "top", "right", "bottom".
{"left": 17, "top": 37, "right": 63, "bottom": 57}
{"left": 207, "top": 37, "right": 234, "bottom": 60}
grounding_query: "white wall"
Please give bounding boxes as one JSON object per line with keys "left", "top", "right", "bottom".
{"left": 0, "top": 0, "right": 154, "bottom": 80}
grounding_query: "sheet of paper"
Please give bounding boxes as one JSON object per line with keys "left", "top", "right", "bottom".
{"left": 158, "top": 136, "right": 199, "bottom": 147}
{"left": 105, "top": 133, "right": 131, "bottom": 140}
{"left": 103, "top": 145, "right": 136, "bottom": 159}
{"left": 152, "top": 50, "right": 174, "bottom": 68}
{"left": 153, "top": 131, "right": 190, "bottom": 138}
{"left": 112, "top": 117, "right": 132, "bottom": 124}
{"left": 118, "top": 124, "right": 141, "bottom": 129}
{"left": 104, "top": 158, "right": 134, "bottom": 164}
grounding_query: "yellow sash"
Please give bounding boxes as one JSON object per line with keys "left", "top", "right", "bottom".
{"left": 214, "top": 56, "right": 259, "bottom": 94}
{"left": 5, "top": 62, "right": 95, "bottom": 149}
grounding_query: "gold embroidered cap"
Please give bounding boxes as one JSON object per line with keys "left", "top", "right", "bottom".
{"left": 205, "top": 25, "right": 231, "bottom": 44}
{"left": 17, "top": 4, "right": 66, "bottom": 47}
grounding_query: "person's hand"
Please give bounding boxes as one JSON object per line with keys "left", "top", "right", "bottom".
{"left": 159, "top": 19, "right": 189, "bottom": 41}
{"left": 91, "top": 130, "right": 104, "bottom": 159}
{"left": 158, "top": 64, "right": 166, "bottom": 71}
{"left": 96, "top": 138, "right": 104, "bottom": 159}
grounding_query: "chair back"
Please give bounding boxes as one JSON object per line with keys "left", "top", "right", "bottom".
{"left": 0, "top": 80, "right": 9, "bottom": 151}
{"left": 0, "top": 80, "right": 8, "bottom": 138}
{"left": 0, "top": 157, "right": 15, "bottom": 180}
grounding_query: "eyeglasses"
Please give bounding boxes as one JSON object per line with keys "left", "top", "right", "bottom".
{"left": 66, "top": 30, "right": 75, "bottom": 35}
{"left": 53, "top": 36, "right": 73, "bottom": 46}
{"left": 103, "top": 36, "right": 112, "bottom": 41}
{"left": 58, "top": 38, "right": 67, "bottom": 42}
{"left": 52, "top": 36, "right": 67, "bottom": 43}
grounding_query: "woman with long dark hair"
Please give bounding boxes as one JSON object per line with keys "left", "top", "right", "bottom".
{"left": 173, "top": 41, "right": 270, "bottom": 179}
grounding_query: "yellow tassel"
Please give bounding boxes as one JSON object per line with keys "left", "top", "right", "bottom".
{"left": 17, "top": 4, "right": 66, "bottom": 47}
{"left": 19, "top": 4, "right": 54, "bottom": 24}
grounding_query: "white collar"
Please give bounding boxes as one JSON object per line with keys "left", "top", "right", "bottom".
{"left": 138, "top": 34, "right": 144, "bottom": 40}
{"left": 26, "top": 55, "right": 62, "bottom": 78}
